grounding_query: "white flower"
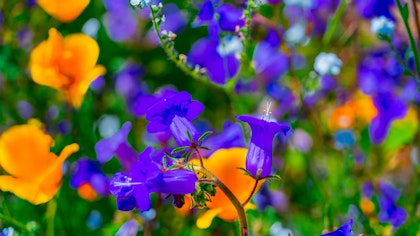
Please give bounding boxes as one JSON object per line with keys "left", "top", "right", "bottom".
{"left": 130, "top": 0, "right": 153, "bottom": 8}
{"left": 370, "top": 16, "right": 395, "bottom": 37}
{"left": 217, "top": 35, "right": 243, "bottom": 57}
{"left": 314, "top": 52, "right": 342, "bottom": 76}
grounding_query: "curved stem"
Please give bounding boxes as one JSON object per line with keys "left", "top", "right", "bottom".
{"left": 0, "top": 212, "right": 29, "bottom": 233}
{"left": 149, "top": 5, "right": 226, "bottom": 92}
{"left": 241, "top": 179, "right": 259, "bottom": 207}
{"left": 193, "top": 166, "right": 248, "bottom": 236}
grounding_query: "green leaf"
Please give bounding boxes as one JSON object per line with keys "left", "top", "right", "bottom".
{"left": 400, "top": 3, "right": 409, "bottom": 20}
{"left": 198, "top": 131, "right": 213, "bottom": 143}
{"left": 383, "top": 109, "right": 418, "bottom": 153}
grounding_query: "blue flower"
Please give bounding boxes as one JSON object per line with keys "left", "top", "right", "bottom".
{"left": 109, "top": 147, "right": 197, "bottom": 211}
{"left": 378, "top": 182, "right": 407, "bottom": 228}
{"left": 146, "top": 91, "right": 204, "bottom": 146}
{"left": 369, "top": 92, "right": 407, "bottom": 144}
{"left": 319, "top": 219, "right": 354, "bottom": 236}
{"left": 95, "top": 122, "right": 138, "bottom": 170}
{"left": 333, "top": 130, "right": 356, "bottom": 150}
{"left": 236, "top": 115, "right": 291, "bottom": 178}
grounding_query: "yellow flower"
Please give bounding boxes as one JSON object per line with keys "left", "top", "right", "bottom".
{"left": 0, "top": 124, "right": 79, "bottom": 204}
{"left": 29, "top": 28, "right": 105, "bottom": 108}
{"left": 192, "top": 148, "right": 262, "bottom": 229}
{"left": 36, "top": 0, "right": 90, "bottom": 22}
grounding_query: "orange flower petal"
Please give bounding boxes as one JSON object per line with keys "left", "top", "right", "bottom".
{"left": 77, "top": 183, "right": 98, "bottom": 201}
{"left": 0, "top": 176, "right": 54, "bottom": 205}
{"left": 193, "top": 148, "right": 263, "bottom": 222}
{"left": 60, "top": 33, "right": 101, "bottom": 79}
{"left": 196, "top": 208, "right": 223, "bottom": 229}
{"left": 29, "top": 28, "right": 105, "bottom": 108}
{"left": 0, "top": 124, "right": 79, "bottom": 205}
{"left": 36, "top": 0, "right": 90, "bottom": 22}
{"left": 66, "top": 65, "right": 106, "bottom": 108}
{"left": 0, "top": 124, "right": 55, "bottom": 178}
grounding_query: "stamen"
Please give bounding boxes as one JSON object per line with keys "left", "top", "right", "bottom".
{"left": 262, "top": 99, "right": 273, "bottom": 121}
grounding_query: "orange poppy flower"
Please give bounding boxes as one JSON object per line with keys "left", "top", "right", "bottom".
{"left": 0, "top": 123, "right": 79, "bottom": 204}
{"left": 29, "top": 28, "right": 105, "bottom": 108}
{"left": 36, "top": 0, "right": 90, "bottom": 22}
{"left": 191, "top": 148, "right": 263, "bottom": 229}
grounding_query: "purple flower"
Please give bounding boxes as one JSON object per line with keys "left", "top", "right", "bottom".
{"left": 236, "top": 115, "right": 291, "bottom": 178}
{"left": 253, "top": 41, "right": 288, "bottom": 83}
{"left": 70, "top": 158, "right": 110, "bottom": 196}
{"left": 216, "top": 4, "right": 245, "bottom": 32}
{"left": 95, "top": 122, "right": 138, "bottom": 170}
{"left": 319, "top": 219, "right": 354, "bottom": 236}
{"left": 378, "top": 182, "right": 407, "bottom": 228}
{"left": 102, "top": 0, "right": 140, "bottom": 42}
{"left": 354, "top": 0, "right": 395, "bottom": 20}
{"left": 189, "top": 37, "right": 240, "bottom": 85}
{"left": 109, "top": 147, "right": 197, "bottom": 211}
{"left": 369, "top": 92, "right": 407, "bottom": 144}
{"left": 146, "top": 91, "right": 204, "bottom": 146}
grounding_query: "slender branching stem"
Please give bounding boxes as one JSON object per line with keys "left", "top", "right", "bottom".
{"left": 193, "top": 165, "right": 248, "bottom": 236}
{"left": 396, "top": 0, "right": 420, "bottom": 83}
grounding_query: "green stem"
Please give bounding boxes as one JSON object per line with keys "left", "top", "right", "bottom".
{"left": 322, "top": 0, "right": 347, "bottom": 46}
{"left": 396, "top": 0, "right": 420, "bottom": 83}
{"left": 46, "top": 198, "right": 57, "bottom": 236}
{"left": 193, "top": 166, "right": 248, "bottom": 236}
{"left": 0, "top": 212, "right": 29, "bottom": 233}
{"left": 386, "top": 38, "right": 416, "bottom": 78}
{"left": 226, "top": 0, "right": 255, "bottom": 93}
{"left": 149, "top": 5, "right": 226, "bottom": 92}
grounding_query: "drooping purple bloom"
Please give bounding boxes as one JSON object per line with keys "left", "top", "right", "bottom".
{"left": 70, "top": 158, "right": 110, "bottom": 196}
{"left": 378, "top": 182, "right": 407, "bottom": 228}
{"left": 236, "top": 115, "right": 291, "bottom": 178}
{"left": 145, "top": 91, "right": 204, "bottom": 146}
{"left": 95, "top": 122, "right": 138, "bottom": 170}
{"left": 369, "top": 92, "right": 407, "bottom": 144}
{"left": 319, "top": 219, "right": 354, "bottom": 236}
{"left": 109, "top": 147, "right": 197, "bottom": 211}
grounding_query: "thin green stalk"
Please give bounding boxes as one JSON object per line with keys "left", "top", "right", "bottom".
{"left": 46, "top": 198, "right": 57, "bottom": 236}
{"left": 226, "top": 0, "right": 255, "bottom": 93}
{"left": 0, "top": 212, "right": 29, "bottom": 233}
{"left": 193, "top": 166, "right": 248, "bottom": 236}
{"left": 396, "top": 0, "right": 420, "bottom": 83}
{"left": 149, "top": 5, "right": 225, "bottom": 92}
{"left": 386, "top": 38, "right": 416, "bottom": 78}
{"left": 322, "top": 0, "right": 348, "bottom": 46}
